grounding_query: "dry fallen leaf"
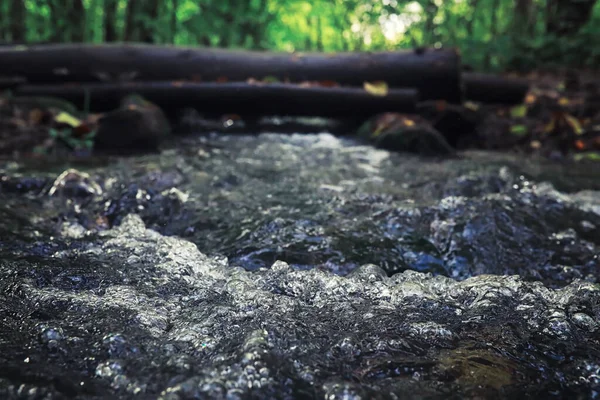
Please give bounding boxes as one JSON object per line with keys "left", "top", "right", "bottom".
{"left": 363, "top": 81, "right": 389, "bottom": 97}
{"left": 525, "top": 94, "right": 537, "bottom": 104}
{"left": 435, "top": 100, "right": 447, "bottom": 112}
{"left": 544, "top": 118, "right": 555, "bottom": 135}
{"left": 464, "top": 101, "right": 480, "bottom": 111}
{"left": 85, "top": 113, "right": 104, "bottom": 125}
{"left": 318, "top": 80, "right": 339, "bottom": 88}
{"left": 29, "top": 108, "right": 44, "bottom": 124}
{"left": 564, "top": 114, "right": 584, "bottom": 135}
{"left": 246, "top": 78, "right": 264, "bottom": 86}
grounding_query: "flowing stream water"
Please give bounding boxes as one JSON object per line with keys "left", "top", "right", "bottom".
{"left": 0, "top": 132, "right": 599, "bottom": 399}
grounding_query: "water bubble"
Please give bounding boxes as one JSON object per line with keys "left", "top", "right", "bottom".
{"left": 102, "top": 333, "right": 138, "bottom": 357}
{"left": 322, "top": 381, "right": 364, "bottom": 400}
{"left": 572, "top": 313, "right": 597, "bottom": 332}
{"left": 38, "top": 325, "right": 64, "bottom": 343}
{"left": 95, "top": 360, "right": 124, "bottom": 379}
{"left": 347, "top": 264, "right": 387, "bottom": 282}
{"left": 271, "top": 260, "right": 292, "bottom": 272}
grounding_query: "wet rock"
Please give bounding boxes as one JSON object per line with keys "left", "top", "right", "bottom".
{"left": 375, "top": 125, "right": 454, "bottom": 156}
{"left": 357, "top": 113, "right": 454, "bottom": 156}
{"left": 94, "top": 95, "right": 171, "bottom": 152}
{"left": 417, "top": 101, "right": 482, "bottom": 148}
{"left": 47, "top": 168, "right": 102, "bottom": 197}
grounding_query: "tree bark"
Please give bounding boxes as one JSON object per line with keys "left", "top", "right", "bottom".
{"left": 0, "top": 76, "right": 26, "bottom": 90}
{"left": 514, "top": 0, "right": 535, "bottom": 36}
{"left": 484, "top": 0, "right": 501, "bottom": 70}
{"left": 170, "top": 0, "right": 178, "bottom": 43}
{"left": 546, "top": 0, "right": 597, "bottom": 36}
{"left": 420, "top": 0, "right": 439, "bottom": 45}
{"left": 462, "top": 72, "right": 529, "bottom": 104}
{"left": 14, "top": 81, "right": 419, "bottom": 117}
{"left": 465, "top": 0, "right": 480, "bottom": 37}
{"left": 0, "top": 1, "right": 8, "bottom": 41}
{"left": 104, "top": 0, "right": 118, "bottom": 42}
{"left": 139, "top": 0, "right": 161, "bottom": 43}
{"left": 0, "top": 43, "right": 463, "bottom": 103}
{"left": 69, "top": 0, "right": 86, "bottom": 42}
{"left": 9, "top": 0, "right": 26, "bottom": 42}
{"left": 124, "top": 1, "right": 138, "bottom": 42}
{"left": 46, "top": 0, "right": 63, "bottom": 42}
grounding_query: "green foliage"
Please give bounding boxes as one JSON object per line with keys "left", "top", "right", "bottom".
{"left": 49, "top": 127, "right": 96, "bottom": 151}
{"left": 1, "top": 0, "right": 599, "bottom": 71}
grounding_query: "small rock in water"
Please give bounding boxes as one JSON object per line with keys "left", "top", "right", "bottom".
{"left": 357, "top": 112, "right": 454, "bottom": 156}
{"left": 94, "top": 95, "right": 170, "bottom": 152}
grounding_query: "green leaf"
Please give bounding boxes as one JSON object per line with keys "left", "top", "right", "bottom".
{"left": 55, "top": 111, "right": 82, "bottom": 128}
{"left": 510, "top": 124, "right": 528, "bottom": 136}
{"left": 574, "top": 152, "right": 600, "bottom": 162}
{"left": 510, "top": 104, "right": 527, "bottom": 118}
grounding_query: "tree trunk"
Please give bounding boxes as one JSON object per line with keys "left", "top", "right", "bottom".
{"left": 463, "top": 72, "right": 529, "bottom": 104}
{"left": 139, "top": 0, "right": 161, "bottom": 43}
{"left": 69, "top": 0, "right": 86, "bottom": 42}
{"left": 14, "top": 82, "right": 419, "bottom": 117}
{"left": 0, "top": 1, "right": 8, "bottom": 41}
{"left": 124, "top": 1, "right": 138, "bottom": 42}
{"left": 104, "top": 0, "right": 118, "bottom": 42}
{"left": 316, "top": 16, "right": 324, "bottom": 51}
{"left": 465, "top": 0, "right": 480, "bottom": 37}
{"left": 0, "top": 43, "right": 464, "bottom": 103}
{"left": 421, "top": 0, "right": 439, "bottom": 45}
{"left": 484, "top": 0, "right": 501, "bottom": 69}
{"left": 46, "top": 1, "right": 62, "bottom": 41}
{"left": 546, "top": 0, "right": 597, "bottom": 36}
{"left": 170, "top": 0, "right": 178, "bottom": 44}
{"left": 514, "top": 0, "right": 535, "bottom": 36}
{"left": 0, "top": 76, "right": 26, "bottom": 90}
{"left": 10, "top": 0, "right": 26, "bottom": 42}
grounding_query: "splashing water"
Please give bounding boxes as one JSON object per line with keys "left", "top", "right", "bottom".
{"left": 0, "top": 132, "right": 599, "bottom": 398}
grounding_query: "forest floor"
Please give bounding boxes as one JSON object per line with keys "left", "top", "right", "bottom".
{"left": 0, "top": 70, "right": 599, "bottom": 163}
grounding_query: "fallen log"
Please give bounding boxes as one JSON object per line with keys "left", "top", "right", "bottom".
{"left": 463, "top": 72, "right": 529, "bottom": 104}
{"left": 0, "top": 43, "right": 462, "bottom": 103}
{"left": 14, "top": 81, "right": 418, "bottom": 117}
{"left": 0, "top": 76, "right": 26, "bottom": 90}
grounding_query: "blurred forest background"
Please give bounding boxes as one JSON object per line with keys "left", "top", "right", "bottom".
{"left": 0, "top": 0, "right": 599, "bottom": 72}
